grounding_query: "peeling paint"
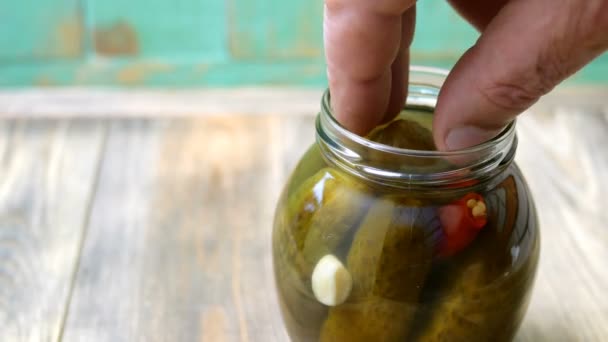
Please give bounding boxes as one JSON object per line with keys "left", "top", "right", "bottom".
{"left": 95, "top": 21, "right": 139, "bottom": 56}
{"left": 54, "top": 16, "right": 84, "bottom": 57}
{"left": 35, "top": 15, "right": 83, "bottom": 58}
{"left": 227, "top": 1, "right": 322, "bottom": 59}
{"left": 35, "top": 75, "right": 55, "bottom": 86}
{"left": 116, "top": 62, "right": 172, "bottom": 85}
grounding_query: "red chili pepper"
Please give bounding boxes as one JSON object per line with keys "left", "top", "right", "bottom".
{"left": 437, "top": 193, "right": 488, "bottom": 257}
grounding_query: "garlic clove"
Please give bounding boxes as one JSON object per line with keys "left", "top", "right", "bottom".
{"left": 311, "top": 254, "right": 352, "bottom": 306}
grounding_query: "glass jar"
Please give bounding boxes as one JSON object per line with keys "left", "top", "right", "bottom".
{"left": 272, "top": 67, "right": 540, "bottom": 342}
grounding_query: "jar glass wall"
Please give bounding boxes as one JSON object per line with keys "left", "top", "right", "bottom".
{"left": 272, "top": 67, "right": 540, "bottom": 342}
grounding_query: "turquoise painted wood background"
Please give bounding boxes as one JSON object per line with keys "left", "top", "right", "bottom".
{"left": 0, "top": 0, "right": 606, "bottom": 86}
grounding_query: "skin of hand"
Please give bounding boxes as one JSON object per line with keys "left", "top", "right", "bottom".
{"left": 324, "top": 0, "right": 608, "bottom": 150}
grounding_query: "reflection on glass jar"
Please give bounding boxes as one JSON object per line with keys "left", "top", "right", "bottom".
{"left": 272, "top": 67, "right": 540, "bottom": 342}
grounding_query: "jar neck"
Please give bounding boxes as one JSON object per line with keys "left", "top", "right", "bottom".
{"left": 315, "top": 89, "right": 517, "bottom": 191}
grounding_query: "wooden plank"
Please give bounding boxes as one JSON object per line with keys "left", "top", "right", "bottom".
{"left": 0, "top": 120, "right": 106, "bottom": 340}
{"left": 58, "top": 110, "right": 607, "bottom": 340}
{"left": 514, "top": 108, "right": 608, "bottom": 341}
{"left": 89, "top": 0, "right": 228, "bottom": 60}
{"left": 0, "top": 88, "right": 325, "bottom": 118}
{"left": 2, "top": 86, "right": 608, "bottom": 119}
{"left": 61, "top": 117, "right": 298, "bottom": 341}
{"left": 0, "top": 0, "right": 84, "bottom": 60}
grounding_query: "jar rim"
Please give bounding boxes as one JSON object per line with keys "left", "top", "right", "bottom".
{"left": 320, "top": 66, "right": 515, "bottom": 158}
{"left": 316, "top": 66, "right": 517, "bottom": 188}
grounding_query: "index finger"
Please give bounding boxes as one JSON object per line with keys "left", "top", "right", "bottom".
{"left": 324, "top": 0, "right": 417, "bottom": 135}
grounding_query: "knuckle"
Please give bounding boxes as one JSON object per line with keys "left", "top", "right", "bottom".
{"left": 479, "top": 54, "right": 572, "bottom": 113}
{"left": 536, "top": 50, "right": 572, "bottom": 89}
{"left": 478, "top": 82, "right": 541, "bottom": 113}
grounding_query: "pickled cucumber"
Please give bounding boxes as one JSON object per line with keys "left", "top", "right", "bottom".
{"left": 368, "top": 118, "right": 436, "bottom": 151}
{"left": 296, "top": 168, "right": 372, "bottom": 269}
{"left": 410, "top": 175, "right": 539, "bottom": 342}
{"left": 411, "top": 256, "right": 537, "bottom": 342}
{"left": 285, "top": 144, "right": 327, "bottom": 196}
{"left": 277, "top": 168, "right": 369, "bottom": 274}
{"left": 366, "top": 117, "right": 454, "bottom": 171}
{"left": 273, "top": 170, "right": 331, "bottom": 341}
{"left": 320, "top": 199, "right": 435, "bottom": 341}
{"left": 273, "top": 168, "right": 372, "bottom": 341}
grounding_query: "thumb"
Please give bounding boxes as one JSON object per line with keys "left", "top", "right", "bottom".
{"left": 433, "top": 0, "right": 608, "bottom": 151}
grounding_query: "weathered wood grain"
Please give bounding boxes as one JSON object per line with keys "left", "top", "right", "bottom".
{"left": 61, "top": 117, "right": 308, "bottom": 341}
{"left": 58, "top": 111, "right": 607, "bottom": 341}
{"left": 514, "top": 108, "right": 608, "bottom": 342}
{"left": 0, "top": 88, "right": 324, "bottom": 118}
{"left": 58, "top": 110, "right": 607, "bottom": 341}
{"left": 1, "top": 87, "right": 607, "bottom": 119}
{"left": 0, "top": 120, "right": 106, "bottom": 341}
{"left": 0, "top": 99, "right": 600, "bottom": 341}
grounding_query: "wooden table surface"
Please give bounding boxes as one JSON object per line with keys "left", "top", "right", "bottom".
{"left": 0, "top": 90, "right": 607, "bottom": 341}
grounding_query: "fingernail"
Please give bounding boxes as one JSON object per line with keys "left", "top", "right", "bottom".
{"left": 445, "top": 126, "right": 501, "bottom": 150}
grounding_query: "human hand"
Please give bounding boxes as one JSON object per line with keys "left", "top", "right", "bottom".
{"left": 324, "top": 0, "right": 608, "bottom": 150}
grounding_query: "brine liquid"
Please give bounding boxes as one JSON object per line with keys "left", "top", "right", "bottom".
{"left": 272, "top": 111, "right": 539, "bottom": 342}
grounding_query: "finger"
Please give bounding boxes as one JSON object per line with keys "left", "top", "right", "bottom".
{"left": 324, "top": 0, "right": 417, "bottom": 135}
{"left": 447, "top": 0, "right": 509, "bottom": 31}
{"left": 383, "top": 7, "right": 416, "bottom": 123}
{"left": 434, "top": 0, "right": 608, "bottom": 151}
